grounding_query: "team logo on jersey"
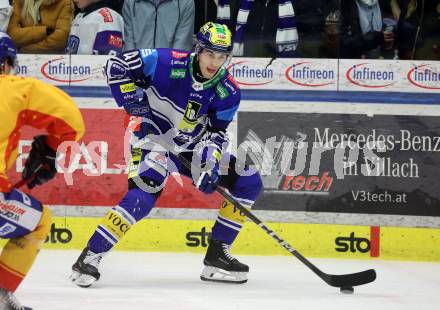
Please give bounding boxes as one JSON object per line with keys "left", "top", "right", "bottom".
{"left": 215, "top": 83, "right": 229, "bottom": 99}
{"left": 172, "top": 51, "right": 188, "bottom": 58}
{"left": 98, "top": 8, "right": 113, "bottom": 23}
{"left": 109, "top": 61, "right": 126, "bottom": 78}
{"left": 178, "top": 101, "right": 202, "bottom": 132}
{"left": 108, "top": 34, "right": 123, "bottom": 48}
{"left": 192, "top": 82, "right": 203, "bottom": 91}
{"left": 170, "top": 68, "right": 186, "bottom": 79}
{"left": 183, "top": 101, "right": 201, "bottom": 122}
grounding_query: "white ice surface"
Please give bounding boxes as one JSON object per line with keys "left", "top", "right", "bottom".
{"left": 15, "top": 250, "right": 440, "bottom": 310}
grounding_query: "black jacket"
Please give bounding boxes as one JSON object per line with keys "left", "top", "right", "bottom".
{"left": 242, "top": 0, "right": 278, "bottom": 57}
{"left": 339, "top": 0, "right": 387, "bottom": 58}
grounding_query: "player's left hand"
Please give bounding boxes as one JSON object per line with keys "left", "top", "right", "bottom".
{"left": 123, "top": 98, "right": 152, "bottom": 118}
{"left": 23, "top": 135, "right": 57, "bottom": 189}
{"left": 194, "top": 144, "right": 221, "bottom": 194}
{"left": 195, "top": 163, "right": 220, "bottom": 194}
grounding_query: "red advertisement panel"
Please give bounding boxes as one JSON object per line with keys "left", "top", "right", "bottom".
{"left": 8, "top": 109, "right": 222, "bottom": 209}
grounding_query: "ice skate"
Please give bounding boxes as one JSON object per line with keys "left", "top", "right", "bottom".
{"left": 0, "top": 288, "right": 32, "bottom": 310}
{"left": 200, "top": 239, "right": 249, "bottom": 284}
{"left": 71, "top": 247, "right": 103, "bottom": 288}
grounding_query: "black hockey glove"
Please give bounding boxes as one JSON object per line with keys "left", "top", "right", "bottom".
{"left": 23, "top": 135, "right": 57, "bottom": 189}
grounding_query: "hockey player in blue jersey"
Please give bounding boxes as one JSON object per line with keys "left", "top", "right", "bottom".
{"left": 71, "top": 22, "right": 262, "bottom": 286}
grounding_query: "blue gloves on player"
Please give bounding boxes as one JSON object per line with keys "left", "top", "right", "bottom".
{"left": 196, "top": 163, "right": 220, "bottom": 194}
{"left": 23, "top": 135, "right": 57, "bottom": 189}
{"left": 194, "top": 144, "right": 221, "bottom": 194}
{"left": 123, "top": 97, "right": 152, "bottom": 118}
{"left": 104, "top": 56, "right": 152, "bottom": 118}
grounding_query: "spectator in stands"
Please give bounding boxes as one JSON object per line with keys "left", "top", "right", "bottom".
{"left": 122, "top": 0, "right": 194, "bottom": 51}
{"left": 66, "top": 0, "right": 123, "bottom": 55}
{"left": 389, "top": 0, "right": 419, "bottom": 59}
{"left": 215, "top": 0, "right": 234, "bottom": 31}
{"left": 435, "top": 0, "right": 440, "bottom": 59}
{"left": 335, "top": 0, "right": 394, "bottom": 59}
{"left": 7, "top": 0, "right": 73, "bottom": 54}
{"left": 0, "top": 0, "right": 12, "bottom": 32}
{"left": 321, "top": 0, "right": 342, "bottom": 58}
{"left": 217, "top": 0, "right": 298, "bottom": 58}
{"left": 294, "top": 0, "right": 328, "bottom": 58}
{"left": 391, "top": 0, "right": 439, "bottom": 60}
{"left": 195, "top": 0, "right": 217, "bottom": 34}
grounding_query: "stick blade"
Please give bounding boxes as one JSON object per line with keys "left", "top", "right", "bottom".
{"left": 324, "top": 269, "right": 376, "bottom": 287}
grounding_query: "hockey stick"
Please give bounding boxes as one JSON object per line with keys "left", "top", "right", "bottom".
{"left": 148, "top": 135, "right": 376, "bottom": 288}
{"left": 13, "top": 164, "right": 42, "bottom": 189}
{"left": 13, "top": 178, "right": 29, "bottom": 189}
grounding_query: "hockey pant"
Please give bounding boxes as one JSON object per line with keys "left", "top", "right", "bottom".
{"left": 87, "top": 146, "right": 262, "bottom": 253}
{"left": 0, "top": 189, "right": 51, "bottom": 292}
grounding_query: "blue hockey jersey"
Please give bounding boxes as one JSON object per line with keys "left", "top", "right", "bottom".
{"left": 104, "top": 48, "right": 241, "bottom": 151}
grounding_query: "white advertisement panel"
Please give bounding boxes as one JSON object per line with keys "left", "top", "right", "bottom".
{"left": 228, "top": 58, "right": 339, "bottom": 91}
{"left": 15, "top": 54, "right": 439, "bottom": 93}
{"left": 16, "top": 54, "right": 109, "bottom": 86}
{"left": 339, "top": 59, "right": 439, "bottom": 93}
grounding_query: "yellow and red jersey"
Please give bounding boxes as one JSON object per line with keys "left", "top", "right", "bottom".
{"left": 0, "top": 75, "right": 85, "bottom": 192}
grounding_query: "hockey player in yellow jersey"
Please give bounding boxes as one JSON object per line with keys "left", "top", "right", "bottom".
{"left": 0, "top": 32, "right": 85, "bottom": 310}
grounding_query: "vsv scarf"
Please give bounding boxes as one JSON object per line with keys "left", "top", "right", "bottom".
{"left": 217, "top": 0, "right": 298, "bottom": 57}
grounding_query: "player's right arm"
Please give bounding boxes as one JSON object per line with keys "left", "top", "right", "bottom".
{"left": 104, "top": 49, "right": 158, "bottom": 116}
{"left": 22, "top": 78, "right": 85, "bottom": 188}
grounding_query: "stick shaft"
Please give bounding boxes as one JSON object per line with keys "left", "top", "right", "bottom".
{"left": 149, "top": 135, "right": 376, "bottom": 287}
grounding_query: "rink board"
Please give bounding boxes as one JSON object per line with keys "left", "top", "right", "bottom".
{"left": 4, "top": 55, "right": 439, "bottom": 264}
{"left": 2, "top": 217, "right": 438, "bottom": 261}
{"left": 8, "top": 55, "right": 440, "bottom": 231}
{"left": 8, "top": 101, "right": 440, "bottom": 228}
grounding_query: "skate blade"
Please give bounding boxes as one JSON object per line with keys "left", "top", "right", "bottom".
{"left": 200, "top": 266, "right": 248, "bottom": 284}
{"left": 70, "top": 270, "right": 98, "bottom": 288}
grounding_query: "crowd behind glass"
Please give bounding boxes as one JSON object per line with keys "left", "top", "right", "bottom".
{"left": 0, "top": 0, "right": 438, "bottom": 60}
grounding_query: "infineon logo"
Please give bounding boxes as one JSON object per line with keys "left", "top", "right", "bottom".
{"left": 285, "top": 61, "right": 335, "bottom": 87}
{"left": 41, "top": 57, "right": 92, "bottom": 83}
{"left": 407, "top": 64, "right": 440, "bottom": 90}
{"left": 346, "top": 63, "right": 396, "bottom": 88}
{"left": 227, "top": 61, "right": 274, "bottom": 86}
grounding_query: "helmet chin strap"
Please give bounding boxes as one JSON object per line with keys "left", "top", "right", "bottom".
{"left": 193, "top": 55, "right": 209, "bottom": 83}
